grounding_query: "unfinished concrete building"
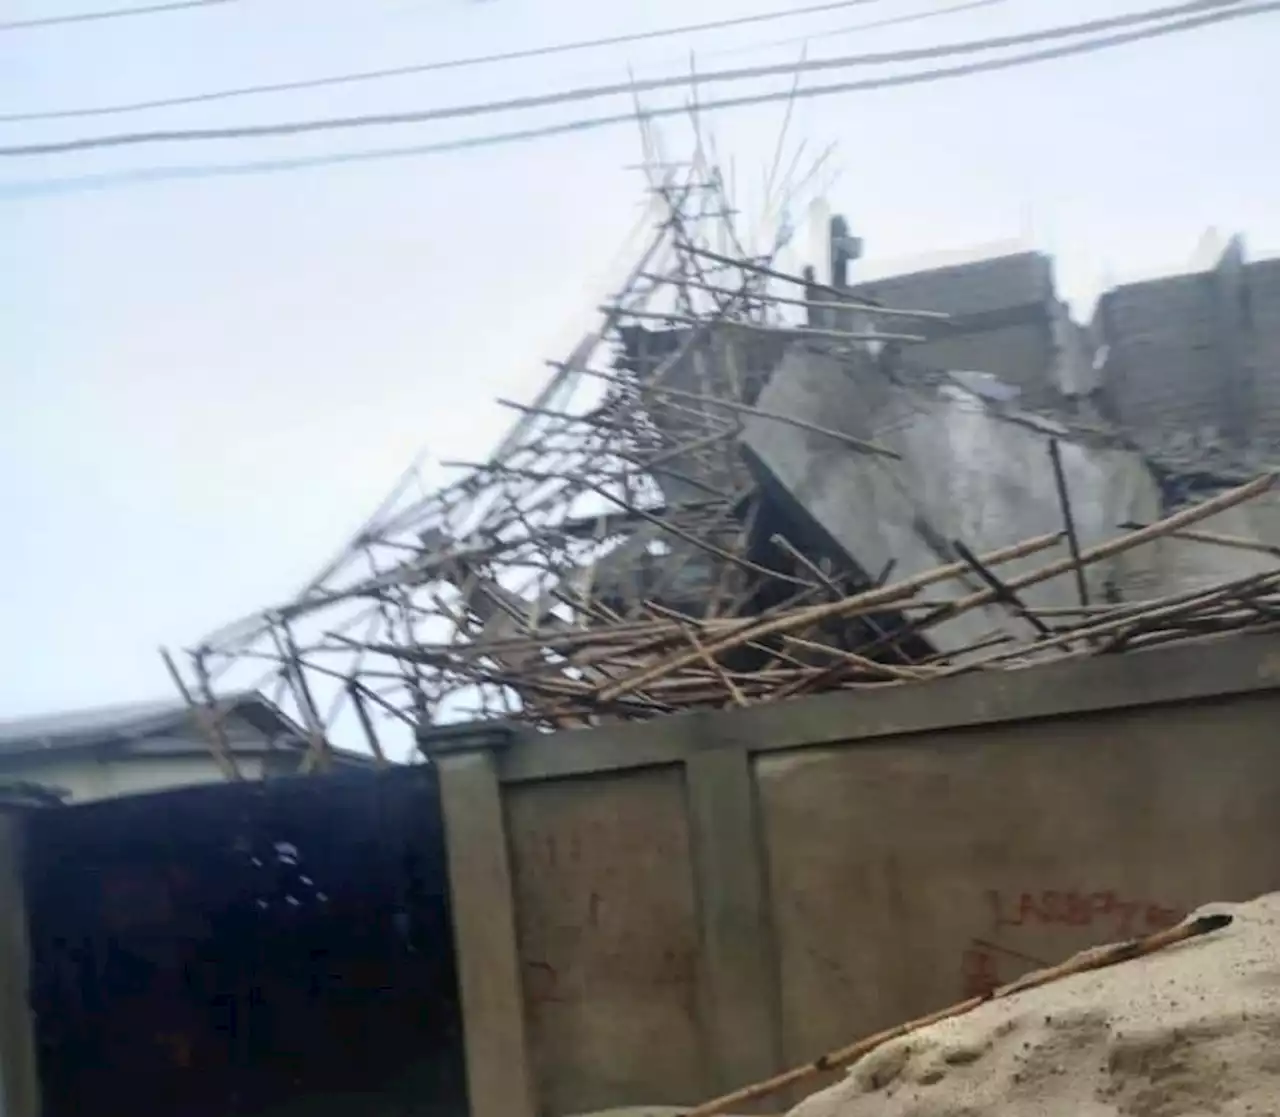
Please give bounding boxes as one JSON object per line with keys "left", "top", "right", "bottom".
{"left": 843, "top": 248, "right": 1072, "bottom": 409}
{"left": 1093, "top": 236, "right": 1280, "bottom": 472}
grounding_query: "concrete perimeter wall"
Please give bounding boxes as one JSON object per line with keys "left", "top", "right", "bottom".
{"left": 423, "top": 635, "right": 1280, "bottom": 1117}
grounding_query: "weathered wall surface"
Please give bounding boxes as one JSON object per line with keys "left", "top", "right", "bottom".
{"left": 847, "top": 252, "right": 1053, "bottom": 320}
{"left": 426, "top": 636, "right": 1280, "bottom": 1117}
{"left": 1245, "top": 257, "right": 1280, "bottom": 446}
{"left": 845, "top": 252, "right": 1060, "bottom": 406}
{"left": 1096, "top": 270, "right": 1226, "bottom": 439}
{"left": 1094, "top": 241, "right": 1280, "bottom": 457}
{"left": 505, "top": 769, "right": 706, "bottom": 1116}
{"left": 757, "top": 695, "right": 1280, "bottom": 1065}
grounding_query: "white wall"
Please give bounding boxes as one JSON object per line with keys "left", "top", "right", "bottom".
{"left": 0, "top": 750, "right": 269, "bottom": 806}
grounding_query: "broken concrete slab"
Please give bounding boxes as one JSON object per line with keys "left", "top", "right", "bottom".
{"left": 741, "top": 346, "right": 1165, "bottom": 656}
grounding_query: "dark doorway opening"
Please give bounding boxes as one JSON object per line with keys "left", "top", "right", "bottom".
{"left": 23, "top": 767, "right": 466, "bottom": 1117}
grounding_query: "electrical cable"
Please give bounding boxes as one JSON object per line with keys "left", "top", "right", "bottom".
{"left": 2, "top": 0, "right": 893, "bottom": 120}
{"left": 707, "top": 0, "right": 1003, "bottom": 64}
{"left": 0, "top": 0, "right": 1000, "bottom": 123}
{"left": 4, "top": 1, "right": 1272, "bottom": 196}
{"left": 0, "top": 0, "right": 234, "bottom": 32}
{"left": 0, "top": 0, "right": 1253, "bottom": 157}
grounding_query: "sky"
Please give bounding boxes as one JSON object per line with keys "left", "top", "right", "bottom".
{"left": 2, "top": 0, "right": 1277, "bottom": 734}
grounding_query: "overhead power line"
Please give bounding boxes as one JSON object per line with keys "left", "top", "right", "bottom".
{"left": 1, "top": 0, "right": 890, "bottom": 120}
{"left": 5, "top": 1, "right": 1274, "bottom": 196}
{"left": 0, "top": 0, "right": 234, "bottom": 31}
{"left": 712, "top": 0, "right": 1004, "bottom": 63}
{"left": 0, "top": 0, "right": 1255, "bottom": 157}
{"left": 1, "top": 0, "right": 999, "bottom": 123}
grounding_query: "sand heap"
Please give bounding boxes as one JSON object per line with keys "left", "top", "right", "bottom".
{"left": 787, "top": 893, "right": 1280, "bottom": 1117}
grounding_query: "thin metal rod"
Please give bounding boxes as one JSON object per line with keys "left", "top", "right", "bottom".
{"left": 1048, "top": 438, "right": 1090, "bottom": 606}
{"left": 950, "top": 539, "right": 1053, "bottom": 637}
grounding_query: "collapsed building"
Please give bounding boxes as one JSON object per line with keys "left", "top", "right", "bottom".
{"left": 174, "top": 173, "right": 1280, "bottom": 749}
{"left": 19, "top": 168, "right": 1280, "bottom": 1117}
{"left": 597, "top": 226, "right": 1280, "bottom": 661}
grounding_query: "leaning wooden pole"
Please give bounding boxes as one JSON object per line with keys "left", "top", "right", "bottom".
{"left": 681, "top": 912, "right": 1233, "bottom": 1117}
{"left": 605, "top": 471, "right": 1277, "bottom": 704}
{"left": 160, "top": 647, "right": 243, "bottom": 782}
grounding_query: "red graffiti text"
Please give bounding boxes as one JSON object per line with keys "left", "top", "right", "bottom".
{"left": 987, "top": 889, "right": 1181, "bottom": 937}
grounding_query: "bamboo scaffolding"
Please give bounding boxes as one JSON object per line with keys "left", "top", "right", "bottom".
{"left": 604, "top": 304, "right": 925, "bottom": 343}
{"left": 594, "top": 530, "right": 1069, "bottom": 703}
{"left": 172, "top": 140, "right": 1280, "bottom": 760}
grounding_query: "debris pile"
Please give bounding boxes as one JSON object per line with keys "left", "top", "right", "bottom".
{"left": 175, "top": 163, "right": 1280, "bottom": 749}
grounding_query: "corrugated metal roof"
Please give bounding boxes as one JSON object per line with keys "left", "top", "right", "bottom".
{"left": 0, "top": 694, "right": 382, "bottom": 769}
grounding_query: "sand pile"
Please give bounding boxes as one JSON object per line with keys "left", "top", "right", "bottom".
{"left": 787, "top": 893, "right": 1280, "bottom": 1117}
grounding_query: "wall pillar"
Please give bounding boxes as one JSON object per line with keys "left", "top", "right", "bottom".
{"left": 424, "top": 724, "right": 537, "bottom": 1117}
{"left": 685, "top": 746, "right": 782, "bottom": 1097}
{"left": 0, "top": 813, "right": 39, "bottom": 1117}
{"left": 1212, "top": 235, "right": 1250, "bottom": 445}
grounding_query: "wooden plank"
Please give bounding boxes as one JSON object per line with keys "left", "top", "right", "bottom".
{"left": 436, "top": 750, "right": 537, "bottom": 1117}
{"left": 497, "top": 633, "right": 1280, "bottom": 783}
{"left": 686, "top": 748, "right": 781, "bottom": 1096}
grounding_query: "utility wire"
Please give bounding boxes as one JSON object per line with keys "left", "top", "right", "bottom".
{"left": 5, "top": 1, "right": 1272, "bottom": 196}
{"left": 0, "top": 0, "right": 1253, "bottom": 157}
{"left": 1, "top": 0, "right": 891, "bottom": 120}
{"left": 0, "top": 0, "right": 234, "bottom": 31}
{"left": 709, "top": 0, "right": 1003, "bottom": 64}
{"left": 0, "top": 0, "right": 1003, "bottom": 123}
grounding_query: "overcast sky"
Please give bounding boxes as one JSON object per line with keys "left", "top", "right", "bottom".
{"left": 2, "top": 0, "right": 1277, "bottom": 726}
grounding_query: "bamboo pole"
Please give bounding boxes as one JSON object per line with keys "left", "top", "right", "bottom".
{"left": 644, "top": 384, "right": 903, "bottom": 460}
{"left": 346, "top": 680, "right": 388, "bottom": 769}
{"left": 853, "top": 472, "right": 1280, "bottom": 665}
{"left": 780, "top": 635, "right": 931, "bottom": 681}
{"left": 939, "top": 571, "right": 1280, "bottom": 673}
{"left": 681, "top": 912, "right": 1232, "bottom": 1117}
{"left": 681, "top": 625, "right": 748, "bottom": 707}
{"left": 160, "top": 647, "right": 242, "bottom": 782}
{"left": 634, "top": 270, "right": 951, "bottom": 320}
{"left": 603, "top": 305, "right": 924, "bottom": 344}
{"left": 1119, "top": 521, "right": 1280, "bottom": 559}
{"left": 599, "top": 472, "right": 1275, "bottom": 703}
{"left": 594, "top": 529, "right": 1067, "bottom": 703}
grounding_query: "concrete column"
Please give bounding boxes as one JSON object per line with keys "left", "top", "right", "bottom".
{"left": 0, "top": 813, "right": 38, "bottom": 1117}
{"left": 425, "top": 725, "right": 536, "bottom": 1117}
{"left": 685, "top": 747, "right": 781, "bottom": 1097}
{"left": 1211, "top": 236, "right": 1250, "bottom": 446}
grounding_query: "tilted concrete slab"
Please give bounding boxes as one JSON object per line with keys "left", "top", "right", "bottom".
{"left": 741, "top": 346, "right": 1164, "bottom": 656}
